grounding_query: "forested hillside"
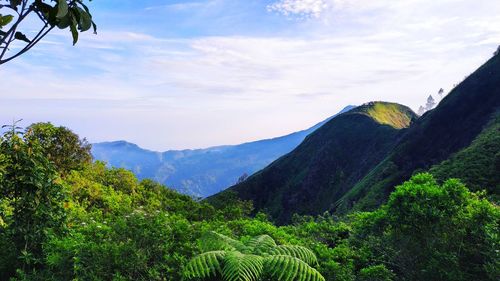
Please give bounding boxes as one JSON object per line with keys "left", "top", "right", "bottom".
{"left": 217, "top": 54, "right": 500, "bottom": 222}
{"left": 430, "top": 113, "right": 500, "bottom": 201}
{"left": 212, "top": 102, "right": 417, "bottom": 223}
{"left": 339, "top": 52, "right": 500, "bottom": 212}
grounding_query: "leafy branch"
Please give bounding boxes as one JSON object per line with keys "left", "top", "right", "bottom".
{"left": 0, "top": 0, "right": 96, "bottom": 65}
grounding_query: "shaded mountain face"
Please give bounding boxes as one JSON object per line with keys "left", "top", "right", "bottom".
{"left": 213, "top": 102, "right": 417, "bottom": 223}
{"left": 429, "top": 113, "right": 500, "bottom": 199}
{"left": 92, "top": 106, "right": 355, "bottom": 197}
{"left": 215, "top": 54, "right": 500, "bottom": 223}
{"left": 337, "top": 54, "right": 500, "bottom": 213}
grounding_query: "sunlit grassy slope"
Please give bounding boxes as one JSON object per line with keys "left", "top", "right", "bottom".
{"left": 358, "top": 102, "right": 416, "bottom": 129}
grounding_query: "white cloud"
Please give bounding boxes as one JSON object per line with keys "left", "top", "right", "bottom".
{"left": 267, "top": 0, "right": 328, "bottom": 18}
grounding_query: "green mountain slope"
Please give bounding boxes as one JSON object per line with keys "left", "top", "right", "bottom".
{"left": 211, "top": 54, "right": 500, "bottom": 223}
{"left": 212, "top": 102, "right": 417, "bottom": 223}
{"left": 429, "top": 112, "right": 500, "bottom": 200}
{"left": 337, "top": 54, "right": 500, "bottom": 212}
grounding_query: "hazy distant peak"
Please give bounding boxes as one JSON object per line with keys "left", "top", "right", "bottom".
{"left": 99, "top": 140, "right": 139, "bottom": 148}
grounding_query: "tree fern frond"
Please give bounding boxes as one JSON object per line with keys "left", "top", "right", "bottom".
{"left": 270, "top": 245, "right": 318, "bottom": 266}
{"left": 201, "top": 231, "right": 248, "bottom": 252}
{"left": 184, "top": 250, "right": 225, "bottom": 279}
{"left": 222, "top": 251, "right": 264, "bottom": 281}
{"left": 187, "top": 233, "right": 323, "bottom": 281}
{"left": 246, "top": 234, "right": 277, "bottom": 255}
{"left": 264, "top": 255, "right": 325, "bottom": 281}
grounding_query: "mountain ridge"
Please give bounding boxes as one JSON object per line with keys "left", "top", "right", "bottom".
{"left": 211, "top": 102, "right": 417, "bottom": 223}
{"left": 337, "top": 53, "right": 500, "bottom": 212}
{"left": 92, "top": 105, "right": 356, "bottom": 197}
{"left": 212, "top": 54, "right": 500, "bottom": 223}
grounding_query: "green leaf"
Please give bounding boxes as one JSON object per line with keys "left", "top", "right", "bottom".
{"left": 14, "top": 31, "right": 31, "bottom": 43}
{"left": 33, "top": 1, "right": 57, "bottom": 25}
{"left": 200, "top": 231, "right": 249, "bottom": 253}
{"left": 221, "top": 251, "right": 264, "bottom": 281}
{"left": 270, "top": 245, "right": 318, "bottom": 266}
{"left": 9, "top": 0, "right": 22, "bottom": 9}
{"left": 264, "top": 255, "right": 325, "bottom": 281}
{"left": 246, "top": 235, "right": 277, "bottom": 255}
{"left": 184, "top": 251, "right": 226, "bottom": 279}
{"left": 69, "top": 15, "right": 78, "bottom": 45}
{"left": 56, "top": 14, "right": 71, "bottom": 29}
{"left": 0, "top": 14, "right": 14, "bottom": 27}
{"left": 75, "top": 8, "right": 91, "bottom": 32}
{"left": 76, "top": 1, "right": 97, "bottom": 34}
{"left": 56, "top": 0, "right": 69, "bottom": 19}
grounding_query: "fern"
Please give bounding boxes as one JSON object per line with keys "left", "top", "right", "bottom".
{"left": 270, "top": 245, "right": 318, "bottom": 266}
{"left": 184, "top": 232, "right": 325, "bottom": 281}
{"left": 264, "top": 255, "right": 325, "bottom": 281}
{"left": 246, "top": 234, "right": 276, "bottom": 255}
{"left": 222, "top": 251, "right": 264, "bottom": 281}
{"left": 183, "top": 250, "right": 225, "bottom": 279}
{"left": 201, "top": 231, "right": 248, "bottom": 252}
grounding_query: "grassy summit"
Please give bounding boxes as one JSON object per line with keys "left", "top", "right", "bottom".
{"left": 355, "top": 102, "right": 416, "bottom": 129}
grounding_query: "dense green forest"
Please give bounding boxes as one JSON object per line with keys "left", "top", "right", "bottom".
{"left": 0, "top": 122, "right": 498, "bottom": 281}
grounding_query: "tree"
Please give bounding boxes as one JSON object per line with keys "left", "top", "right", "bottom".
{"left": 438, "top": 88, "right": 444, "bottom": 99}
{"left": 351, "top": 173, "right": 499, "bottom": 281}
{"left": 184, "top": 231, "right": 325, "bottom": 281}
{"left": 425, "top": 94, "right": 436, "bottom": 111}
{"left": 0, "top": 0, "right": 96, "bottom": 65}
{"left": 0, "top": 123, "right": 68, "bottom": 278}
{"left": 237, "top": 173, "right": 249, "bottom": 184}
{"left": 358, "top": 265, "right": 395, "bottom": 281}
{"left": 417, "top": 105, "right": 426, "bottom": 116}
{"left": 25, "top": 122, "right": 92, "bottom": 175}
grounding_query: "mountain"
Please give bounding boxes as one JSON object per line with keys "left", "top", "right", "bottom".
{"left": 92, "top": 105, "right": 355, "bottom": 197}
{"left": 211, "top": 102, "right": 417, "bottom": 222}
{"left": 337, "top": 53, "right": 500, "bottom": 212}
{"left": 213, "top": 54, "right": 500, "bottom": 223}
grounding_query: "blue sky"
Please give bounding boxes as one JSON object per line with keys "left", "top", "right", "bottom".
{"left": 1, "top": 0, "right": 500, "bottom": 150}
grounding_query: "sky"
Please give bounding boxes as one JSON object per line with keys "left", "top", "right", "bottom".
{"left": 1, "top": 0, "right": 500, "bottom": 150}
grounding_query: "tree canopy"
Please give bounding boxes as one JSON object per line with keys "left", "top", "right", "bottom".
{"left": 25, "top": 122, "right": 92, "bottom": 175}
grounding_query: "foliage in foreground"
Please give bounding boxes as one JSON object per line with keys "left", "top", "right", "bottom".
{"left": 0, "top": 124, "right": 498, "bottom": 281}
{"left": 184, "top": 232, "right": 324, "bottom": 281}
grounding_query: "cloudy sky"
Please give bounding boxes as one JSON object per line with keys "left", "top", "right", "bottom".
{"left": 1, "top": 0, "right": 499, "bottom": 150}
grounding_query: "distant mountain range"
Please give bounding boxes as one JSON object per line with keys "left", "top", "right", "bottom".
{"left": 92, "top": 105, "right": 355, "bottom": 197}
{"left": 211, "top": 53, "right": 500, "bottom": 223}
